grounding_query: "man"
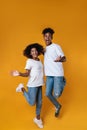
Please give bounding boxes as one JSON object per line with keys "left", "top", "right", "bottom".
{"left": 42, "top": 27, "right": 66, "bottom": 117}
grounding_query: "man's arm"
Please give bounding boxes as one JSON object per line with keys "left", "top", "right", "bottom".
{"left": 41, "top": 48, "right": 46, "bottom": 55}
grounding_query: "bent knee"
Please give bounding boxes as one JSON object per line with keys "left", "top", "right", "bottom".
{"left": 54, "top": 91, "right": 63, "bottom": 98}
{"left": 46, "top": 92, "right": 51, "bottom": 97}
{"left": 29, "top": 102, "right": 35, "bottom": 106}
{"left": 28, "top": 100, "right": 35, "bottom": 106}
{"left": 54, "top": 93, "right": 60, "bottom": 98}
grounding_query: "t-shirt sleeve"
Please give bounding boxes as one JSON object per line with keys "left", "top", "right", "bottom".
{"left": 24, "top": 59, "right": 31, "bottom": 70}
{"left": 55, "top": 44, "right": 64, "bottom": 57}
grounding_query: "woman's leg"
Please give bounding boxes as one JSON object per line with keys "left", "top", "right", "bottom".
{"left": 23, "top": 87, "right": 38, "bottom": 106}
{"left": 36, "top": 86, "right": 42, "bottom": 119}
{"left": 23, "top": 87, "right": 43, "bottom": 128}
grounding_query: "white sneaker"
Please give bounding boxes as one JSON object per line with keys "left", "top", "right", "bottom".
{"left": 33, "top": 117, "right": 43, "bottom": 128}
{"left": 16, "top": 83, "right": 24, "bottom": 92}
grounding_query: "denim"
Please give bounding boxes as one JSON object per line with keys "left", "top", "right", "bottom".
{"left": 23, "top": 86, "right": 42, "bottom": 116}
{"left": 46, "top": 76, "right": 66, "bottom": 108}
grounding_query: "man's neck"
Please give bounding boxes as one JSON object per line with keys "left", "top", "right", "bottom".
{"left": 46, "top": 42, "right": 52, "bottom": 46}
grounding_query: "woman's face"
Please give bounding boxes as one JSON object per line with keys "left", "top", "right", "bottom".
{"left": 30, "top": 48, "right": 38, "bottom": 59}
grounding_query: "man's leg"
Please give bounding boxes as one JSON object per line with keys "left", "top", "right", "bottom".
{"left": 54, "top": 76, "right": 66, "bottom": 98}
{"left": 53, "top": 76, "right": 66, "bottom": 117}
{"left": 46, "top": 76, "right": 60, "bottom": 108}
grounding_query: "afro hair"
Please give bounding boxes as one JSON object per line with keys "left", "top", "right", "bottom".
{"left": 23, "top": 43, "right": 44, "bottom": 58}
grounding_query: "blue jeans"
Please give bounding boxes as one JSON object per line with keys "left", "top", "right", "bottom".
{"left": 46, "top": 76, "right": 66, "bottom": 108}
{"left": 23, "top": 86, "right": 42, "bottom": 116}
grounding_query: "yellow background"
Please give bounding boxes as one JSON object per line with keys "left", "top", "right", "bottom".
{"left": 0, "top": 0, "right": 87, "bottom": 130}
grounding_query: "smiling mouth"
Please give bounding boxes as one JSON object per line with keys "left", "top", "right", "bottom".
{"left": 46, "top": 40, "right": 49, "bottom": 42}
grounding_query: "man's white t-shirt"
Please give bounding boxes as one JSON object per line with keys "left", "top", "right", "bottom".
{"left": 44, "top": 43, "right": 64, "bottom": 76}
{"left": 25, "top": 59, "right": 44, "bottom": 87}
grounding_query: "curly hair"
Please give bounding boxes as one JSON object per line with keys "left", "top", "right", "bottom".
{"left": 42, "top": 27, "right": 55, "bottom": 35}
{"left": 23, "top": 43, "right": 44, "bottom": 58}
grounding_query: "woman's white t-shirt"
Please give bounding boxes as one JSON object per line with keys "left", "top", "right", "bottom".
{"left": 44, "top": 43, "right": 64, "bottom": 76}
{"left": 25, "top": 59, "right": 44, "bottom": 87}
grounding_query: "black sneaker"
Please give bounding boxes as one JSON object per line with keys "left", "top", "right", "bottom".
{"left": 55, "top": 105, "right": 62, "bottom": 117}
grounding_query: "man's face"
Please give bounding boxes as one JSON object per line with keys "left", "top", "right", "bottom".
{"left": 43, "top": 32, "right": 53, "bottom": 46}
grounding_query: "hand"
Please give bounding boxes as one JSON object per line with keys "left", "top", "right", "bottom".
{"left": 43, "top": 48, "right": 46, "bottom": 52}
{"left": 41, "top": 48, "right": 46, "bottom": 54}
{"left": 54, "top": 56, "right": 61, "bottom": 62}
{"left": 11, "top": 70, "right": 20, "bottom": 76}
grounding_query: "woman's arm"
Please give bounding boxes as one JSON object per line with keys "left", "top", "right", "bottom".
{"left": 19, "top": 70, "right": 30, "bottom": 77}
{"left": 11, "top": 70, "right": 30, "bottom": 77}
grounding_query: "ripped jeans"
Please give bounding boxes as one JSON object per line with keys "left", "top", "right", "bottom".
{"left": 46, "top": 76, "right": 66, "bottom": 108}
